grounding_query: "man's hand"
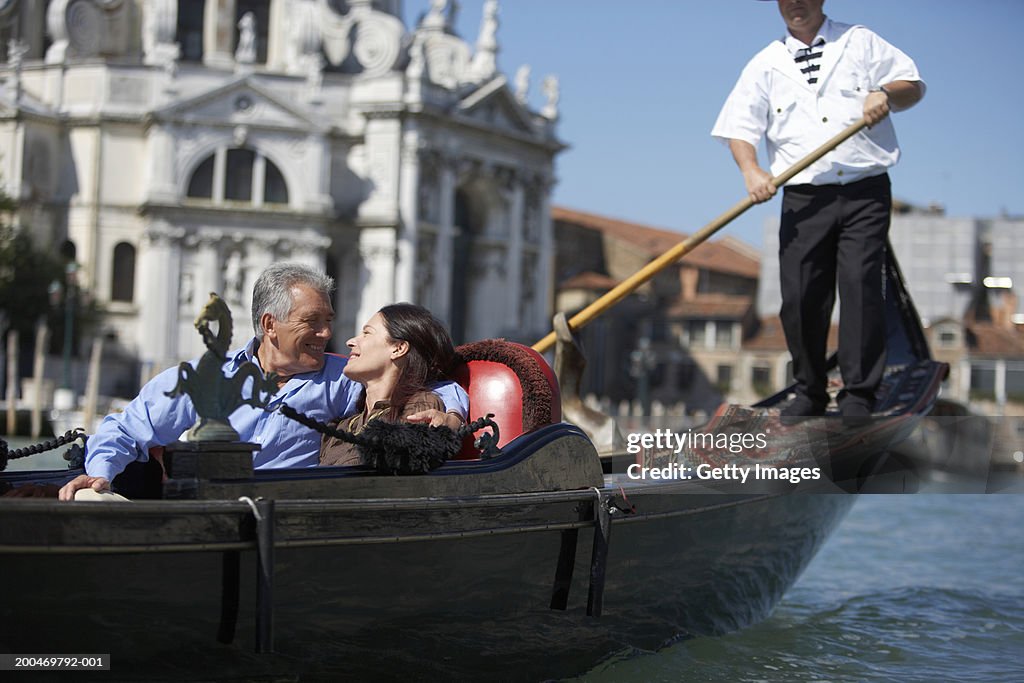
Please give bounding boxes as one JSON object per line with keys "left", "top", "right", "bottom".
{"left": 729, "top": 139, "right": 776, "bottom": 204}
{"left": 742, "top": 166, "right": 777, "bottom": 204}
{"left": 58, "top": 475, "right": 111, "bottom": 501}
{"left": 863, "top": 89, "right": 891, "bottom": 127}
{"left": 407, "top": 409, "right": 464, "bottom": 430}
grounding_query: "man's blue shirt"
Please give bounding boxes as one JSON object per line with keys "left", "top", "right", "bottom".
{"left": 84, "top": 337, "right": 470, "bottom": 481}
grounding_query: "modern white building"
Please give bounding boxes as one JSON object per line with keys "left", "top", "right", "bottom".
{"left": 758, "top": 206, "right": 1024, "bottom": 327}
{"left": 0, "top": 0, "right": 562, "bottom": 389}
{"left": 756, "top": 204, "right": 1024, "bottom": 410}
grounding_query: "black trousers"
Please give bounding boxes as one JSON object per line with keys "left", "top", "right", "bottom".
{"left": 778, "top": 173, "right": 891, "bottom": 408}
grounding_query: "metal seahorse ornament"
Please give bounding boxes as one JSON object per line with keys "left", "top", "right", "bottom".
{"left": 165, "top": 293, "right": 280, "bottom": 441}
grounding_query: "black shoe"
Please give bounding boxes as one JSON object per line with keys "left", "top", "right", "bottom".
{"left": 840, "top": 400, "right": 873, "bottom": 427}
{"left": 780, "top": 397, "right": 826, "bottom": 426}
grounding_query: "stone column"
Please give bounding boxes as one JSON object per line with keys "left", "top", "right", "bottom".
{"left": 432, "top": 154, "right": 456, "bottom": 323}
{"left": 535, "top": 172, "right": 556, "bottom": 334}
{"left": 145, "top": 123, "right": 178, "bottom": 203}
{"left": 138, "top": 221, "right": 185, "bottom": 372}
{"left": 995, "top": 359, "right": 1007, "bottom": 412}
{"left": 358, "top": 112, "right": 402, "bottom": 223}
{"left": 211, "top": 147, "right": 227, "bottom": 204}
{"left": 356, "top": 228, "right": 399, "bottom": 332}
{"left": 396, "top": 133, "right": 422, "bottom": 304}
{"left": 304, "top": 134, "right": 334, "bottom": 213}
{"left": 504, "top": 168, "right": 524, "bottom": 327}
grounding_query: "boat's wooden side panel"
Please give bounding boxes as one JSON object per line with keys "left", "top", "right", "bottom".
{"left": 196, "top": 428, "right": 604, "bottom": 501}
{"left": 0, "top": 500, "right": 253, "bottom": 552}
{"left": 0, "top": 493, "right": 853, "bottom": 681}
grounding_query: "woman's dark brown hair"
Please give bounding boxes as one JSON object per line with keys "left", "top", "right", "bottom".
{"left": 378, "top": 303, "right": 457, "bottom": 420}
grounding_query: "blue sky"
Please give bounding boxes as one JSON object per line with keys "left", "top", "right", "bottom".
{"left": 403, "top": 1, "right": 1024, "bottom": 249}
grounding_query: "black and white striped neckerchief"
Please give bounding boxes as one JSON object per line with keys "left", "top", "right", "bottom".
{"left": 793, "top": 37, "right": 825, "bottom": 85}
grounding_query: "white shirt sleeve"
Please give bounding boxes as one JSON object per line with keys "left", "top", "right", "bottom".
{"left": 711, "top": 58, "right": 771, "bottom": 148}
{"left": 860, "top": 28, "right": 926, "bottom": 94}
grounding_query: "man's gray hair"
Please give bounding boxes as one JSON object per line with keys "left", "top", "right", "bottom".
{"left": 251, "top": 262, "right": 335, "bottom": 339}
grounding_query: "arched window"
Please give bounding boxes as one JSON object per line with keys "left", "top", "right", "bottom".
{"left": 111, "top": 242, "right": 136, "bottom": 303}
{"left": 184, "top": 148, "right": 289, "bottom": 207}
{"left": 186, "top": 155, "right": 214, "bottom": 199}
{"left": 264, "top": 160, "right": 288, "bottom": 205}
{"left": 59, "top": 240, "right": 77, "bottom": 262}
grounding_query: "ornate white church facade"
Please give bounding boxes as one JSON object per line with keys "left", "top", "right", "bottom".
{"left": 0, "top": 0, "right": 562, "bottom": 382}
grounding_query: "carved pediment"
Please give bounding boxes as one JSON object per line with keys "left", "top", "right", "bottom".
{"left": 457, "top": 77, "right": 536, "bottom": 135}
{"left": 154, "top": 77, "right": 327, "bottom": 132}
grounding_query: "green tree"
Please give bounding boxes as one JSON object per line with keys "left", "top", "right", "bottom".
{"left": 0, "top": 188, "right": 101, "bottom": 357}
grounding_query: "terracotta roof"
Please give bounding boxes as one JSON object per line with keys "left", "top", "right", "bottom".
{"left": 742, "top": 316, "right": 839, "bottom": 351}
{"left": 552, "top": 205, "right": 760, "bottom": 279}
{"left": 966, "top": 323, "right": 1024, "bottom": 358}
{"left": 559, "top": 271, "right": 620, "bottom": 291}
{"left": 667, "top": 294, "right": 753, "bottom": 319}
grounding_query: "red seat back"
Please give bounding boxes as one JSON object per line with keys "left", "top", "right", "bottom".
{"left": 451, "top": 340, "right": 561, "bottom": 459}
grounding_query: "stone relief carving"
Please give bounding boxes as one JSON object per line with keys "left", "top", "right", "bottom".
{"left": 352, "top": 12, "right": 402, "bottom": 77}
{"left": 65, "top": 0, "right": 104, "bottom": 56}
{"left": 423, "top": 33, "right": 469, "bottom": 89}
{"left": 222, "top": 248, "right": 245, "bottom": 305}
{"left": 319, "top": 2, "right": 353, "bottom": 67}
{"left": 46, "top": 0, "right": 128, "bottom": 62}
{"left": 318, "top": 0, "right": 403, "bottom": 77}
{"left": 179, "top": 270, "right": 195, "bottom": 307}
{"left": 359, "top": 243, "right": 399, "bottom": 263}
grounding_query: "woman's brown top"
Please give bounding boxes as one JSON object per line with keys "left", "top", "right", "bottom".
{"left": 318, "top": 389, "right": 445, "bottom": 467}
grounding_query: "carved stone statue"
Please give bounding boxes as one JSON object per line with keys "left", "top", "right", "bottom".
{"left": 235, "top": 11, "right": 256, "bottom": 64}
{"left": 514, "top": 64, "right": 530, "bottom": 103}
{"left": 541, "top": 75, "right": 560, "bottom": 120}
{"left": 469, "top": 0, "right": 498, "bottom": 81}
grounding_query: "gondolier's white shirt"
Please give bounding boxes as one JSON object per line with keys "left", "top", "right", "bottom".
{"left": 711, "top": 18, "right": 925, "bottom": 186}
{"left": 83, "top": 338, "right": 469, "bottom": 481}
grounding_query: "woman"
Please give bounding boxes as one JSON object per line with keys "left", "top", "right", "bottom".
{"left": 319, "top": 303, "right": 460, "bottom": 467}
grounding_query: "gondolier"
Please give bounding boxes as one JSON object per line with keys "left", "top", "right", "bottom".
{"left": 712, "top": 0, "right": 925, "bottom": 423}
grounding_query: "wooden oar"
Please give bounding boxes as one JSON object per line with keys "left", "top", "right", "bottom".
{"left": 532, "top": 117, "right": 870, "bottom": 353}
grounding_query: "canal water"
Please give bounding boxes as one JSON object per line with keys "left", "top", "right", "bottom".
{"left": 574, "top": 494, "right": 1024, "bottom": 683}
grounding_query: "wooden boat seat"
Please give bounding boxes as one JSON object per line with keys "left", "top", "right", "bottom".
{"left": 451, "top": 340, "right": 561, "bottom": 460}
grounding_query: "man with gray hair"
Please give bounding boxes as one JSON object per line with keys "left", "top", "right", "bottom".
{"left": 59, "top": 262, "right": 469, "bottom": 500}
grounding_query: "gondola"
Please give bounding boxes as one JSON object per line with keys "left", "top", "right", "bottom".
{"left": 0, "top": 244, "right": 946, "bottom": 681}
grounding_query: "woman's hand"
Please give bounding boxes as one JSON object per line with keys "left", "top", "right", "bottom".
{"left": 407, "top": 409, "right": 464, "bottom": 430}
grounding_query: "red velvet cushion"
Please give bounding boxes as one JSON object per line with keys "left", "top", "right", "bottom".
{"left": 451, "top": 340, "right": 561, "bottom": 460}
